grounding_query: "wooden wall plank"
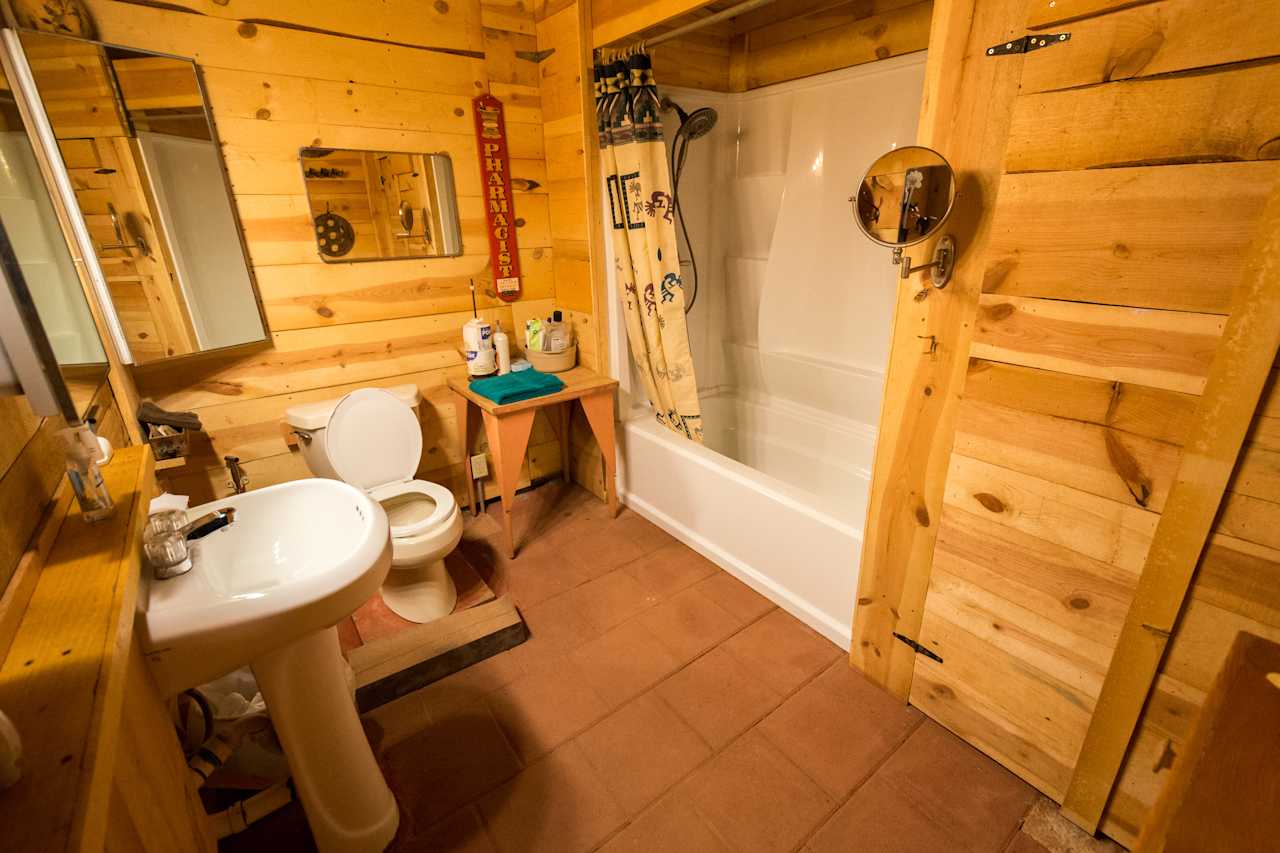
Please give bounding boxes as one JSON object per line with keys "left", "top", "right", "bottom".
{"left": 1018, "top": 0, "right": 1280, "bottom": 94}
{"left": 962, "top": 360, "right": 1198, "bottom": 447}
{"left": 1061, "top": 183, "right": 1280, "bottom": 833}
{"left": 591, "top": 0, "right": 721, "bottom": 47}
{"left": 983, "top": 164, "right": 1280, "bottom": 314}
{"left": 1006, "top": 63, "right": 1280, "bottom": 172}
{"left": 953, "top": 397, "right": 1182, "bottom": 512}
{"left": 742, "top": 0, "right": 932, "bottom": 89}
{"left": 971, "top": 294, "right": 1224, "bottom": 395}
{"left": 945, "top": 454, "right": 1157, "bottom": 573}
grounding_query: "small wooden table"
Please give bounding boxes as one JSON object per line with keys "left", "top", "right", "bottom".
{"left": 449, "top": 367, "right": 619, "bottom": 558}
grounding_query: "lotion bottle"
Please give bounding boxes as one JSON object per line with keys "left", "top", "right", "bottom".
{"left": 494, "top": 322, "right": 511, "bottom": 375}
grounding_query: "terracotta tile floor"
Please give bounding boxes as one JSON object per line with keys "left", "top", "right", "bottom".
{"left": 224, "top": 481, "right": 1049, "bottom": 853}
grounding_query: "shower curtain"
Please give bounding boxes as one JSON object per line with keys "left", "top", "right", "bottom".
{"left": 594, "top": 52, "right": 703, "bottom": 442}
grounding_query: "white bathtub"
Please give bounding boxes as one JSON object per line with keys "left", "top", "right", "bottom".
{"left": 618, "top": 379, "right": 878, "bottom": 647}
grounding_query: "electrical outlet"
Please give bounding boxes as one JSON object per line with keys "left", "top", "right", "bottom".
{"left": 470, "top": 453, "right": 489, "bottom": 479}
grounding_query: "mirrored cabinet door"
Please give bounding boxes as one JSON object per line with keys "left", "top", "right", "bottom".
{"left": 0, "top": 61, "right": 107, "bottom": 419}
{"left": 17, "top": 30, "right": 267, "bottom": 364}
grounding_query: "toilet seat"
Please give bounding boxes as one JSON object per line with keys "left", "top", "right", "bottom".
{"left": 369, "top": 479, "right": 456, "bottom": 540}
{"left": 325, "top": 389, "right": 458, "bottom": 542}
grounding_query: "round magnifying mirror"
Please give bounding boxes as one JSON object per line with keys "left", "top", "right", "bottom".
{"left": 854, "top": 145, "right": 955, "bottom": 248}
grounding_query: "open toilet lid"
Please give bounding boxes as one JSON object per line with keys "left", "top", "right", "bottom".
{"left": 326, "top": 388, "right": 422, "bottom": 490}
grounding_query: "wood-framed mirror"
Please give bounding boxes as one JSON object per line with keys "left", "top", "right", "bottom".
{"left": 14, "top": 29, "right": 268, "bottom": 365}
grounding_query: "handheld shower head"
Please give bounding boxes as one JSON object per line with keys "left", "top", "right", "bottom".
{"left": 678, "top": 107, "right": 718, "bottom": 140}
{"left": 660, "top": 97, "right": 718, "bottom": 140}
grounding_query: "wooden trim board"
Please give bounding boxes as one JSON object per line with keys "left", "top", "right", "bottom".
{"left": 351, "top": 596, "right": 527, "bottom": 712}
{"left": 1061, "top": 184, "right": 1280, "bottom": 832}
{"left": 849, "top": 0, "right": 1030, "bottom": 698}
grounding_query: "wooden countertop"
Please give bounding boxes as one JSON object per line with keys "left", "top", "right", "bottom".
{"left": 0, "top": 446, "right": 154, "bottom": 852}
{"left": 447, "top": 366, "right": 618, "bottom": 416}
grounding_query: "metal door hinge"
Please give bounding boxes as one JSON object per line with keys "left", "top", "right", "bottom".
{"left": 893, "top": 632, "right": 943, "bottom": 663}
{"left": 987, "top": 32, "right": 1070, "bottom": 56}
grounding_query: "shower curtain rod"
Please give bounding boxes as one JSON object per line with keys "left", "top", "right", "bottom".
{"left": 616, "top": 0, "right": 781, "bottom": 52}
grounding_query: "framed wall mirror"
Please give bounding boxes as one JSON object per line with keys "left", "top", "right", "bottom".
{"left": 15, "top": 29, "right": 267, "bottom": 365}
{"left": 0, "top": 61, "right": 107, "bottom": 421}
{"left": 300, "top": 147, "right": 463, "bottom": 262}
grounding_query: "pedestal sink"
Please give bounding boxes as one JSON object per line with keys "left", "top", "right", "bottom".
{"left": 137, "top": 478, "right": 397, "bottom": 853}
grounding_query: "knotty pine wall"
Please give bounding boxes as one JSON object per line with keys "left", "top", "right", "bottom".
{"left": 846, "top": 0, "right": 1280, "bottom": 846}
{"left": 591, "top": 0, "right": 933, "bottom": 93}
{"left": 0, "top": 382, "right": 126, "bottom": 594}
{"left": 73, "top": 0, "right": 601, "bottom": 503}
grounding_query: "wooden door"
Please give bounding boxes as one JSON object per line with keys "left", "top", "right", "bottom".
{"left": 853, "top": 0, "right": 1280, "bottom": 846}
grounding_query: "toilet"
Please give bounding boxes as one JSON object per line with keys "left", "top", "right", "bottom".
{"left": 284, "top": 386, "right": 461, "bottom": 623}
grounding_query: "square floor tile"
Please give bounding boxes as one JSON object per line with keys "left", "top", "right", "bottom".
{"left": 477, "top": 740, "right": 626, "bottom": 853}
{"left": 561, "top": 522, "right": 650, "bottom": 578}
{"left": 638, "top": 586, "right": 742, "bottom": 663}
{"left": 567, "top": 569, "right": 660, "bottom": 635}
{"left": 363, "top": 689, "right": 431, "bottom": 754}
{"left": 576, "top": 692, "right": 712, "bottom": 815}
{"left": 759, "top": 660, "right": 923, "bottom": 798}
{"left": 569, "top": 619, "right": 682, "bottom": 708}
{"left": 722, "top": 609, "right": 840, "bottom": 695}
{"left": 499, "top": 540, "right": 595, "bottom": 608}
{"left": 682, "top": 730, "right": 834, "bottom": 853}
{"left": 382, "top": 699, "right": 523, "bottom": 833}
{"left": 599, "top": 792, "right": 730, "bottom": 852}
{"left": 486, "top": 660, "right": 610, "bottom": 762}
{"left": 655, "top": 646, "right": 782, "bottom": 749}
{"left": 393, "top": 806, "right": 497, "bottom": 853}
{"left": 805, "top": 773, "right": 957, "bottom": 853}
{"left": 625, "top": 542, "right": 720, "bottom": 598}
{"left": 877, "top": 721, "right": 1037, "bottom": 852}
{"left": 694, "top": 571, "right": 774, "bottom": 623}
{"left": 614, "top": 513, "right": 677, "bottom": 555}
{"left": 514, "top": 590, "right": 599, "bottom": 667}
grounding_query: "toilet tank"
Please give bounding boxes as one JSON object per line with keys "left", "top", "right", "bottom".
{"left": 283, "top": 384, "right": 422, "bottom": 480}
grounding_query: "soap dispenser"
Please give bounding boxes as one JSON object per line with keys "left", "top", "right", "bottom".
{"left": 59, "top": 422, "right": 115, "bottom": 522}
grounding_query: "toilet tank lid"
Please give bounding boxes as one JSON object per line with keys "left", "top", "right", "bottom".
{"left": 284, "top": 383, "right": 421, "bottom": 430}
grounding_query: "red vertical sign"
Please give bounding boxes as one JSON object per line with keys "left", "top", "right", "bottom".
{"left": 472, "top": 93, "right": 522, "bottom": 302}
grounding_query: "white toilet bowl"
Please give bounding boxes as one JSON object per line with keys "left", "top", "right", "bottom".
{"left": 285, "top": 386, "right": 462, "bottom": 623}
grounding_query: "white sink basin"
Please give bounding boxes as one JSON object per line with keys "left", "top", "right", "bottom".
{"left": 137, "top": 477, "right": 398, "bottom": 853}
{"left": 140, "top": 477, "right": 391, "bottom": 692}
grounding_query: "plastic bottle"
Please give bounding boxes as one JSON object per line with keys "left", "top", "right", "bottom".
{"left": 494, "top": 322, "right": 511, "bottom": 375}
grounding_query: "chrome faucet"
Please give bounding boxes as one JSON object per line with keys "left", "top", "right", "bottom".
{"left": 181, "top": 507, "right": 236, "bottom": 540}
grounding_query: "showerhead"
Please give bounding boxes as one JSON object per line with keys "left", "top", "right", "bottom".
{"left": 660, "top": 97, "right": 719, "bottom": 141}
{"left": 679, "top": 107, "right": 718, "bottom": 140}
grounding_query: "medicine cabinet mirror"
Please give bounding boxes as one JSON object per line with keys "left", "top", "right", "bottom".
{"left": 300, "top": 148, "right": 463, "bottom": 262}
{"left": 0, "top": 63, "right": 107, "bottom": 420}
{"left": 853, "top": 145, "right": 957, "bottom": 288}
{"left": 17, "top": 29, "right": 267, "bottom": 365}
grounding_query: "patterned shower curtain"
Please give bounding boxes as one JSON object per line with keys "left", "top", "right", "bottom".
{"left": 594, "top": 52, "right": 703, "bottom": 442}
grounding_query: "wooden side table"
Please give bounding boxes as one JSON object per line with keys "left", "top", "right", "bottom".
{"left": 449, "top": 367, "right": 620, "bottom": 558}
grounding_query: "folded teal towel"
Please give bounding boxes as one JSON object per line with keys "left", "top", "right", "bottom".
{"left": 470, "top": 369, "right": 565, "bottom": 405}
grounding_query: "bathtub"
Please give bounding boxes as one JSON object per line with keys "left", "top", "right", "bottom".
{"left": 618, "top": 374, "right": 879, "bottom": 647}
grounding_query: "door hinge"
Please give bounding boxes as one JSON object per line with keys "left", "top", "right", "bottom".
{"left": 986, "top": 32, "right": 1070, "bottom": 56}
{"left": 893, "top": 632, "right": 943, "bottom": 663}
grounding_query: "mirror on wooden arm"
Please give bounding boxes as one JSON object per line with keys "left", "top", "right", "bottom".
{"left": 16, "top": 29, "right": 266, "bottom": 364}
{"left": 301, "top": 147, "right": 464, "bottom": 262}
{"left": 853, "top": 145, "right": 958, "bottom": 288}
